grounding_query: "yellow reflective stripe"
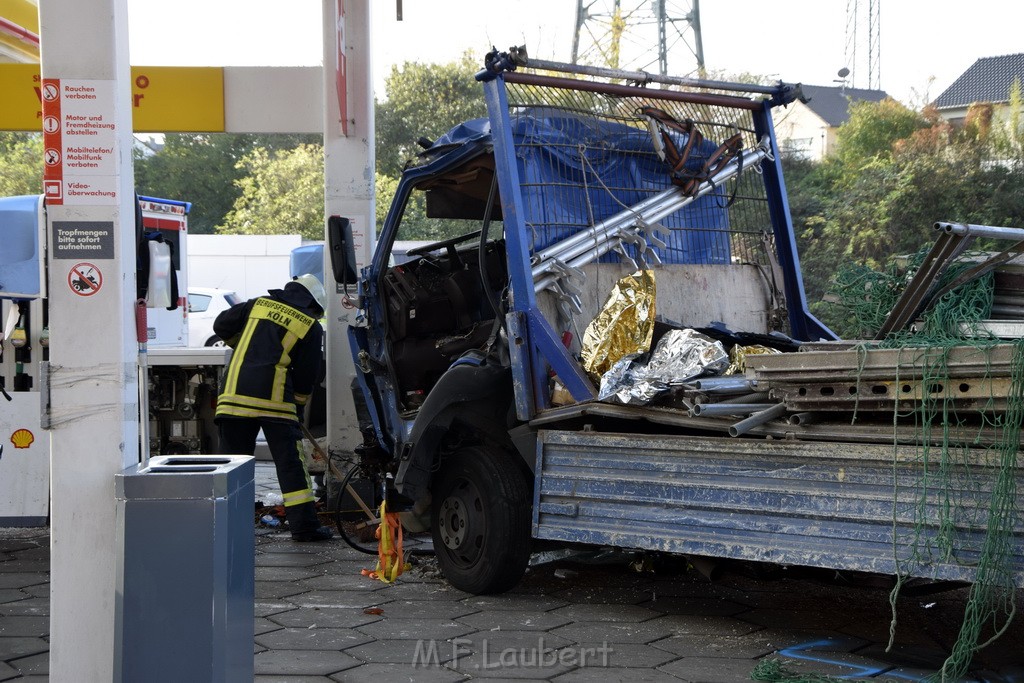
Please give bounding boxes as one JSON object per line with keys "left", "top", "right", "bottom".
{"left": 294, "top": 392, "right": 309, "bottom": 405}
{"left": 217, "top": 392, "right": 297, "bottom": 412}
{"left": 272, "top": 330, "right": 300, "bottom": 404}
{"left": 251, "top": 299, "right": 314, "bottom": 337}
{"left": 223, "top": 315, "right": 260, "bottom": 395}
{"left": 282, "top": 488, "right": 315, "bottom": 506}
{"left": 215, "top": 405, "right": 298, "bottom": 421}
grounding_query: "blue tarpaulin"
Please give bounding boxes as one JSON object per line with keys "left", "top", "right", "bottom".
{"left": 432, "top": 111, "right": 731, "bottom": 264}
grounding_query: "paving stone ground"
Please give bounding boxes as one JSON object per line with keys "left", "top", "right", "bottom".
{"left": 0, "top": 463, "right": 1021, "bottom": 681}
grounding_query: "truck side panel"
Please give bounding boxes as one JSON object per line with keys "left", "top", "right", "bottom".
{"left": 533, "top": 430, "right": 1024, "bottom": 585}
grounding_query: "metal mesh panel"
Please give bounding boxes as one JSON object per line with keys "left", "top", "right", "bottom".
{"left": 502, "top": 77, "right": 774, "bottom": 268}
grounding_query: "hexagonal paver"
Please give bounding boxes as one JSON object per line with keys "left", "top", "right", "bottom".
{"left": 8, "top": 651, "right": 47, "bottom": 676}
{"left": 330, "top": 662, "right": 469, "bottom": 682}
{"left": 255, "top": 617, "right": 283, "bottom": 636}
{"left": 553, "top": 666, "right": 683, "bottom": 682}
{"left": 362, "top": 599, "right": 479, "bottom": 620}
{"left": 550, "top": 619, "right": 676, "bottom": 645}
{"left": 659, "top": 656, "right": 764, "bottom": 682}
{"left": 255, "top": 626, "right": 373, "bottom": 651}
{"left": 458, "top": 610, "right": 573, "bottom": 632}
{"left": 642, "top": 595, "right": 747, "bottom": 616}
{"left": 0, "top": 615, "right": 49, "bottom": 637}
{"left": 656, "top": 613, "right": 762, "bottom": 636}
{"left": 256, "top": 582, "right": 311, "bottom": 600}
{"left": 356, "top": 618, "right": 477, "bottom": 641}
{"left": 256, "top": 566, "right": 324, "bottom": 582}
{"left": 0, "top": 597, "right": 47, "bottom": 617}
{"left": 461, "top": 594, "right": 569, "bottom": 612}
{"left": 0, "top": 636, "right": 48, "bottom": 661}
{"left": 0, "top": 574, "right": 47, "bottom": 590}
{"left": 345, "top": 638, "right": 462, "bottom": 665}
{"left": 548, "top": 604, "right": 661, "bottom": 623}
{"left": 286, "top": 590, "right": 387, "bottom": 609}
{"left": 651, "top": 631, "right": 783, "bottom": 659}
{"left": 269, "top": 606, "right": 384, "bottom": 630}
{"left": 295, "top": 573, "right": 389, "bottom": 592}
{"left": 738, "top": 607, "right": 856, "bottom": 631}
{"left": 255, "top": 602, "right": 298, "bottom": 618}
{"left": 256, "top": 552, "right": 332, "bottom": 568}
{"left": 551, "top": 583, "right": 655, "bottom": 606}
{"left": 445, "top": 637, "right": 577, "bottom": 680}
{"left": 572, "top": 642, "right": 676, "bottom": 669}
{"left": 374, "top": 582, "right": 471, "bottom": 601}
{"left": 253, "top": 649, "right": 362, "bottom": 676}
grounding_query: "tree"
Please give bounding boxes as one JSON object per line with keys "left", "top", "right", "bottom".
{"left": 0, "top": 133, "right": 43, "bottom": 196}
{"left": 375, "top": 53, "right": 487, "bottom": 178}
{"left": 217, "top": 143, "right": 325, "bottom": 239}
{"left": 134, "top": 133, "right": 318, "bottom": 234}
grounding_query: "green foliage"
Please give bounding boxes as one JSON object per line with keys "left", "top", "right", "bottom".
{"left": 791, "top": 96, "right": 1024, "bottom": 334}
{"left": 831, "top": 98, "right": 927, "bottom": 171}
{"left": 375, "top": 53, "right": 487, "bottom": 178}
{"left": 0, "top": 133, "right": 43, "bottom": 196}
{"left": 217, "top": 144, "right": 324, "bottom": 240}
{"left": 134, "top": 133, "right": 318, "bottom": 234}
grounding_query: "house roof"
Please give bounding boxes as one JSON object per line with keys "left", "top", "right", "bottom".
{"left": 799, "top": 85, "right": 889, "bottom": 127}
{"left": 934, "top": 53, "right": 1024, "bottom": 109}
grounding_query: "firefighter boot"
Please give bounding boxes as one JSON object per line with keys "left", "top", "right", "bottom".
{"left": 286, "top": 502, "right": 333, "bottom": 542}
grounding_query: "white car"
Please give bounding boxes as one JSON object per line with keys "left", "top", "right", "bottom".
{"left": 187, "top": 287, "right": 242, "bottom": 347}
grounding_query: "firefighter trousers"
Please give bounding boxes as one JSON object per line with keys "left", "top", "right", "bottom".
{"left": 218, "top": 417, "right": 320, "bottom": 533}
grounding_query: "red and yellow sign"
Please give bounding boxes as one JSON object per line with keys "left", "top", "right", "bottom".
{"left": 0, "top": 64, "right": 224, "bottom": 132}
{"left": 10, "top": 428, "right": 34, "bottom": 449}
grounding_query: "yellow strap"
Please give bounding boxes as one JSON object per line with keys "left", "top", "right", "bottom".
{"left": 362, "top": 500, "right": 411, "bottom": 583}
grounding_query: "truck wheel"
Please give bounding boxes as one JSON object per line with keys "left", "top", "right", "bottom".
{"left": 431, "top": 445, "right": 531, "bottom": 594}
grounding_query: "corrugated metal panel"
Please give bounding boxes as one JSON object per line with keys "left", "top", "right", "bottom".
{"left": 534, "top": 430, "right": 1024, "bottom": 585}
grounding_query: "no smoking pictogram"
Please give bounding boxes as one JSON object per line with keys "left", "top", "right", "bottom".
{"left": 68, "top": 263, "right": 102, "bottom": 296}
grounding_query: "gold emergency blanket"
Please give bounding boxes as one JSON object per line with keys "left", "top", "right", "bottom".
{"left": 581, "top": 269, "right": 656, "bottom": 382}
{"left": 725, "top": 344, "right": 781, "bottom": 375}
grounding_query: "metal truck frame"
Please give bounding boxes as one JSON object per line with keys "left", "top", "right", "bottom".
{"left": 329, "top": 51, "right": 1024, "bottom": 595}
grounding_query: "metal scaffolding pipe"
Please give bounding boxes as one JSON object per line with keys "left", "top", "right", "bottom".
{"left": 690, "top": 402, "right": 775, "bottom": 417}
{"left": 729, "top": 403, "right": 788, "bottom": 437}
{"left": 692, "top": 377, "right": 759, "bottom": 393}
{"left": 935, "top": 221, "right": 1024, "bottom": 242}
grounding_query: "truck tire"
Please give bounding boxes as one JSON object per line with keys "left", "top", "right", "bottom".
{"left": 430, "top": 445, "right": 531, "bottom": 594}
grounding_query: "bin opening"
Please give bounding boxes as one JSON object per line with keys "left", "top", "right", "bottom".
{"left": 161, "top": 458, "right": 234, "bottom": 467}
{"left": 148, "top": 466, "right": 220, "bottom": 473}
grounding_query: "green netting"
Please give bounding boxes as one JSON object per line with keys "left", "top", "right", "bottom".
{"left": 750, "top": 658, "right": 848, "bottom": 682}
{"left": 821, "top": 253, "right": 1021, "bottom": 682}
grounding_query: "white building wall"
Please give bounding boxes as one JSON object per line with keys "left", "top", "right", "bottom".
{"left": 188, "top": 234, "right": 303, "bottom": 300}
{"left": 774, "top": 103, "right": 832, "bottom": 161}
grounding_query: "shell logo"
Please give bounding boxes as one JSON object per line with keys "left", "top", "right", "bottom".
{"left": 10, "top": 429, "right": 34, "bottom": 449}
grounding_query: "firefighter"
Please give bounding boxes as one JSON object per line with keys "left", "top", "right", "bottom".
{"left": 214, "top": 274, "right": 333, "bottom": 542}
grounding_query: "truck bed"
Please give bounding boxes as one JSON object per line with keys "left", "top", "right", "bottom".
{"left": 532, "top": 426, "right": 1024, "bottom": 586}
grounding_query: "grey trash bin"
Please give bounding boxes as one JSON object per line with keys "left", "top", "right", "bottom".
{"left": 114, "top": 455, "right": 255, "bottom": 683}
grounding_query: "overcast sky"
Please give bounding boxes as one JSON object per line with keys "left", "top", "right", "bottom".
{"left": 126, "top": 1, "right": 1023, "bottom": 107}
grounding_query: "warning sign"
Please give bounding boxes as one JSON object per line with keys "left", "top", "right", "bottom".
{"left": 41, "top": 78, "right": 118, "bottom": 206}
{"left": 67, "top": 263, "right": 103, "bottom": 296}
{"left": 52, "top": 221, "right": 114, "bottom": 260}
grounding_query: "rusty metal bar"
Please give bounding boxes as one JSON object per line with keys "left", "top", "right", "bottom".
{"left": 504, "top": 72, "right": 764, "bottom": 111}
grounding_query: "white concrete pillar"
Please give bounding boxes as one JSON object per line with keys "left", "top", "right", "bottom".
{"left": 323, "top": 0, "right": 374, "bottom": 454}
{"left": 38, "top": 0, "right": 138, "bottom": 679}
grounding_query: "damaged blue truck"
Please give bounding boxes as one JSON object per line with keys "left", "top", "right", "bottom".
{"left": 327, "top": 49, "right": 1024, "bottom": 615}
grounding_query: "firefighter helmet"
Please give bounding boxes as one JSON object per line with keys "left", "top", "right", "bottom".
{"left": 293, "top": 274, "right": 327, "bottom": 313}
